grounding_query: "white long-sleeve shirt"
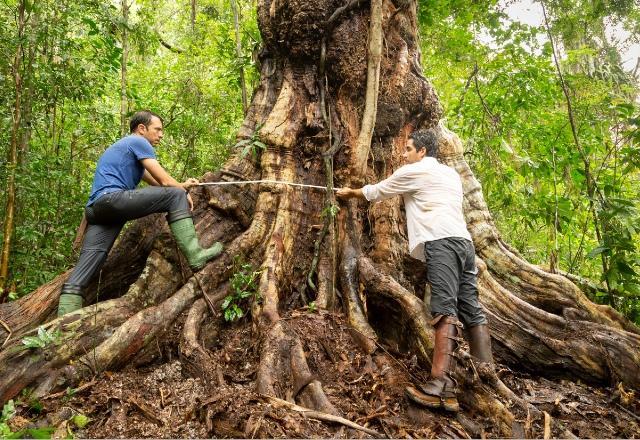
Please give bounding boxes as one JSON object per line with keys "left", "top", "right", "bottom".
{"left": 362, "top": 157, "right": 471, "bottom": 261}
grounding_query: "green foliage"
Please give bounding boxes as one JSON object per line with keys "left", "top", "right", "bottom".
{"left": 222, "top": 258, "right": 262, "bottom": 322}
{"left": 21, "top": 326, "right": 62, "bottom": 349}
{"left": 0, "top": 398, "right": 56, "bottom": 438}
{"left": 321, "top": 203, "right": 340, "bottom": 219}
{"left": 0, "top": 400, "right": 16, "bottom": 438}
{"left": 307, "top": 301, "right": 317, "bottom": 313}
{"left": 72, "top": 414, "right": 90, "bottom": 429}
{"left": 0, "top": 0, "right": 255, "bottom": 297}
{"left": 235, "top": 124, "right": 266, "bottom": 159}
{"left": 419, "top": 0, "right": 640, "bottom": 324}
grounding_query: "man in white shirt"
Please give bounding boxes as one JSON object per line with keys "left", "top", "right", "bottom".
{"left": 337, "top": 129, "right": 493, "bottom": 412}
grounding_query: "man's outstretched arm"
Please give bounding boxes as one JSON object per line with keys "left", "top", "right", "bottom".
{"left": 141, "top": 170, "right": 160, "bottom": 186}
{"left": 141, "top": 158, "right": 200, "bottom": 210}
{"left": 140, "top": 158, "right": 198, "bottom": 189}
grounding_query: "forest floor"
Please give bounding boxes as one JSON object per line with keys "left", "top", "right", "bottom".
{"left": 5, "top": 310, "right": 639, "bottom": 439}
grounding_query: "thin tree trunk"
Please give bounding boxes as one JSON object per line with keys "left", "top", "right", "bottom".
{"left": 540, "top": 0, "right": 610, "bottom": 296}
{"left": 191, "top": 0, "right": 196, "bottom": 30}
{"left": 230, "top": 0, "right": 248, "bottom": 113}
{"left": 120, "top": 0, "right": 129, "bottom": 136}
{"left": 351, "top": 0, "right": 382, "bottom": 183}
{"left": 0, "top": 0, "right": 26, "bottom": 290}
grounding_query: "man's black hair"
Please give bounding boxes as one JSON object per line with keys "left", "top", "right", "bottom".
{"left": 129, "top": 110, "right": 163, "bottom": 133}
{"left": 409, "top": 129, "right": 438, "bottom": 158}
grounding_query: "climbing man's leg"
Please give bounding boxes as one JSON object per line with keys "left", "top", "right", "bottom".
{"left": 58, "top": 222, "right": 123, "bottom": 317}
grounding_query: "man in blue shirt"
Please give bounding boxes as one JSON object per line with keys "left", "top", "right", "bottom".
{"left": 58, "top": 110, "right": 223, "bottom": 316}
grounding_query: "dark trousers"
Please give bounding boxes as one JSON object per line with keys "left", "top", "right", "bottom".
{"left": 64, "top": 187, "right": 191, "bottom": 298}
{"left": 425, "top": 237, "right": 487, "bottom": 328}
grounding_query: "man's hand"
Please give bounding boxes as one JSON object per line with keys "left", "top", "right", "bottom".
{"left": 187, "top": 193, "right": 194, "bottom": 211}
{"left": 182, "top": 178, "right": 200, "bottom": 190}
{"left": 336, "top": 187, "right": 364, "bottom": 200}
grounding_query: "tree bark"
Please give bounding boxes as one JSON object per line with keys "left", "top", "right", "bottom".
{"left": 230, "top": 0, "right": 248, "bottom": 113}
{"left": 120, "top": 0, "right": 129, "bottom": 136}
{"left": 0, "top": 0, "right": 26, "bottom": 291}
{"left": 0, "top": 0, "right": 638, "bottom": 437}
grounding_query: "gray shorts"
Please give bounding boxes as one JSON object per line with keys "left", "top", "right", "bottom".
{"left": 425, "top": 237, "right": 487, "bottom": 328}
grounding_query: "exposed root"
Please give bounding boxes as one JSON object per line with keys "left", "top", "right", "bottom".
{"left": 476, "top": 258, "right": 640, "bottom": 388}
{"left": 180, "top": 287, "right": 233, "bottom": 384}
{"left": 256, "top": 319, "right": 338, "bottom": 417}
{"left": 0, "top": 319, "right": 11, "bottom": 348}
{"left": 0, "top": 251, "right": 180, "bottom": 403}
{"left": 0, "top": 270, "right": 68, "bottom": 339}
{"left": 256, "top": 322, "right": 286, "bottom": 395}
{"left": 70, "top": 279, "right": 200, "bottom": 380}
{"left": 460, "top": 386, "right": 514, "bottom": 436}
{"left": 261, "top": 395, "right": 384, "bottom": 438}
{"left": 358, "top": 256, "right": 432, "bottom": 362}
{"left": 182, "top": 298, "right": 209, "bottom": 358}
{"left": 338, "top": 230, "right": 377, "bottom": 353}
{"left": 462, "top": 351, "right": 541, "bottom": 417}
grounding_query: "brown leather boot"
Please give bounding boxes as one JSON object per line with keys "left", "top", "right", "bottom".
{"left": 405, "top": 315, "right": 462, "bottom": 412}
{"left": 468, "top": 324, "right": 494, "bottom": 365}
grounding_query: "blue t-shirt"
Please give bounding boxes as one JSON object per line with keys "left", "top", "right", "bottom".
{"left": 86, "top": 135, "right": 157, "bottom": 206}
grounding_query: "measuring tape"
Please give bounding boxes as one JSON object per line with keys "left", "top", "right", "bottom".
{"left": 197, "top": 180, "right": 342, "bottom": 191}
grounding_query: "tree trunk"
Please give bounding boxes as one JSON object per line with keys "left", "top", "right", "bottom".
{"left": 0, "top": 0, "right": 638, "bottom": 437}
{"left": 230, "top": 0, "right": 248, "bottom": 113}
{"left": 191, "top": 0, "right": 196, "bottom": 31}
{"left": 0, "top": 0, "right": 26, "bottom": 290}
{"left": 120, "top": 0, "right": 129, "bottom": 136}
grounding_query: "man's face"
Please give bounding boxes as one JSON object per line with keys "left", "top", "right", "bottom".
{"left": 403, "top": 139, "right": 425, "bottom": 164}
{"left": 137, "top": 116, "right": 164, "bottom": 146}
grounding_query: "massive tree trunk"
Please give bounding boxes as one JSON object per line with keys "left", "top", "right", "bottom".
{"left": 0, "top": 0, "right": 638, "bottom": 437}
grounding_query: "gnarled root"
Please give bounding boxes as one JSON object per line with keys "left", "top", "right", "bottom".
{"left": 256, "top": 321, "right": 339, "bottom": 414}
{"left": 476, "top": 258, "right": 640, "bottom": 388}
{"left": 0, "top": 250, "right": 181, "bottom": 402}
{"left": 337, "top": 206, "right": 377, "bottom": 353}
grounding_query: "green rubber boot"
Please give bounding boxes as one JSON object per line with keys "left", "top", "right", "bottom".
{"left": 57, "top": 290, "right": 83, "bottom": 317}
{"left": 169, "top": 218, "right": 223, "bottom": 270}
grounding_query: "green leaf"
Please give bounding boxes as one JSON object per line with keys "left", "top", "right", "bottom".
{"left": 624, "top": 283, "right": 640, "bottom": 296}
{"left": 586, "top": 246, "right": 610, "bottom": 259}
{"left": 26, "top": 427, "right": 55, "bottom": 439}
{"left": 221, "top": 295, "right": 233, "bottom": 310}
{"left": 233, "top": 139, "right": 251, "bottom": 148}
{"left": 1, "top": 400, "right": 15, "bottom": 423}
{"left": 617, "top": 261, "right": 637, "bottom": 276}
{"left": 21, "top": 336, "right": 45, "bottom": 349}
{"left": 72, "top": 414, "right": 90, "bottom": 428}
